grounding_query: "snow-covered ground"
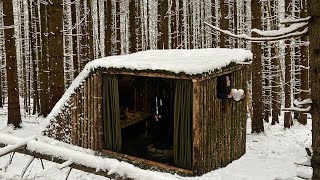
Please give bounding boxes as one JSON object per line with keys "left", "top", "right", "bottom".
{"left": 0, "top": 106, "right": 312, "bottom": 180}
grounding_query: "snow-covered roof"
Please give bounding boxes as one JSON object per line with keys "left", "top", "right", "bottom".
{"left": 87, "top": 48, "right": 252, "bottom": 75}
{"left": 47, "top": 48, "right": 252, "bottom": 120}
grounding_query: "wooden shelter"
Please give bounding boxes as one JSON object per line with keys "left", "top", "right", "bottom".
{"left": 44, "top": 48, "right": 252, "bottom": 176}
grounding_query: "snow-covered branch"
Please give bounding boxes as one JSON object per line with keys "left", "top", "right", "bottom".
{"left": 0, "top": 136, "right": 37, "bottom": 157}
{"left": 0, "top": 134, "right": 179, "bottom": 180}
{"left": 204, "top": 22, "right": 308, "bottom": 42}
{"left": 282, "top": 106, "right": 311, "bottom": 112}
{"left": 0, "top": 25, "right": 15, "bottom": 29}
{"left": 294, "top": 99, "right": 313, "bottom": 106}
{"left": 280, "top": 16, "right": 311, "bottom": 24}
{"left": 251, "top": 22, "right": 308, "bottom": 37}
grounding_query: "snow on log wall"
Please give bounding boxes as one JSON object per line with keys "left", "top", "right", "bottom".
{"left": 43, "top": 72, "right": 103, "bottom": 151}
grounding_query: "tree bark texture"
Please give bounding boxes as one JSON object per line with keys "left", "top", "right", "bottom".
{"left": 4, "top": 0, "right": 22, "bottom": 127}
{"left": 251, "top": 0, "right": 264, "bottom": 133}
{"left": 297, "top": 0, "right": 309, "bottom": 125}
{"left": 39, "top": 2, "right": 50, "bottom": 117}
{"left": 309, "top": 0, "right": 320, "bottom": 179}
{"left": 47, "top": 0, "right": 64, "bottom": 111}
{"left": 284, "top": 40, "right": 292, "bottom": 128}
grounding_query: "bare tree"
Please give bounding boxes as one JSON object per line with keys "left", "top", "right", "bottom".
{"left": 3, "top": 0, "right": 22, "bottom": 128}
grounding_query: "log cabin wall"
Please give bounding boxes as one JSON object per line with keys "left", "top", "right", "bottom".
{"left": 70, "top": 72, "right": 104, "bottom": 151}
{"left": 193, "top": 67, "right": 248, "bottom": 175}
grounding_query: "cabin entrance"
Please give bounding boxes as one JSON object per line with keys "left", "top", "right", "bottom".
{"left": 102, "top": 74, "right": 193, "bottom": 170}
{"left": 119, "top": 75, "right": 175, "bottom": 165}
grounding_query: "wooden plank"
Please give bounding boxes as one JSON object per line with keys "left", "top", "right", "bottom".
{"left": 207, "top": 79, "right": 212, "bottom": 170}
{"left": 242, "top": 68, "right": 248, "bottom": 156}
{"left": 91, "top": 75, "right": 95, "bottom": 149}
{"left": 97, "top": 73, "right": 104, "bottom": 150}
{"left": 71, "top": 95, "right": 77, "bottom": 145}
{"left": 76, "top": 89, "right": 80, "bottom": 146}
{"left": 80, "top": 87, "right": 84, "bottom": 147}
{"left": 101, "top": 150, "right": 193, "bottom": 176}
{"left": 221, "top": 98, "right": 225, "bottom": 167}
{"left": 192, "top": 80, "right": 201, "bottom": 175}
{"left": 203, "top": 80, "right": 208, "bottom": 172}
{"left": 199, "top": 81, "right": 206, "bottom": 174}
{"left": 226, "top": 87, "right": 230, "bottom": 165}
{"left": 93, "top": 74, "right": 98, "bottom": 150}
{"left": 211, "top": 78, "right": 217, "bottom": 169}
{"left": 83, "top": 80, "right": 88, "bottom": 149}
{"left": 87, "top": 77, "right": 91, "bottom": 149}
{"left": 216, "top": 89, "right": 221, "bottom": 168}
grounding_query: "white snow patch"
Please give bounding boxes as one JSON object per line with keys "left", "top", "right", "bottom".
{"left": 0, "top": 111, "right": 313, "bottom": 180}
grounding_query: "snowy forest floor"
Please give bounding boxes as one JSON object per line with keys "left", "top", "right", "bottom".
{"left": 0, "top": 105, "right": 313, "bottom": 180}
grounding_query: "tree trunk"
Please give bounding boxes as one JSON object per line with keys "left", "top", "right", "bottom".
{"left": 39, "top": 1, "right": 50, "bottom": 117}
{"left": 105, "top": 0, "right": 112, "bottom": 56}
{"left": 157, "top": 0, "right": 169, "bottom": 49}
{"left": 297, "top": 0, "right": 309, "bottom": 125}
{"left": 284, "top": 0, "right": 292, "bottom": 128}
{"left": 47, "top": 0, "right": 64, "bottom": 112}
{"left": 129, "top": 0, "right": 137, "bottom": 53}
{"left": 271, "top": 43, "right": 280, "bottom": 125}
{"left": 3, "top": 0, "right": 22, "bottom": 127}
{"left": 115, "top": 0, "right": 121, "bottom": 54}
{"left": 71, "top": 1, "right": 79, "bottom": 77}
{"left": 309, "top": 0, "right": 320, "bottom": 179}
{"left": 251, "top": 0, "right": 264, "bottom": 133}
{"left": 220, "top": 0, "right": 226, "bottom": 48}
{"left": 284, "top": 40, "right": 292, "bottom": 128}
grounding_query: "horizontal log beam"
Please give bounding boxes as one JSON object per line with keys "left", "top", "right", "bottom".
{"left": 101, "top": 150, "right": 193, "bottom": 176}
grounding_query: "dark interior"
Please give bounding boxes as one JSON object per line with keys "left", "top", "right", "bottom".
{"left": 118, "top": 75, "right": 176, "bottom": 166}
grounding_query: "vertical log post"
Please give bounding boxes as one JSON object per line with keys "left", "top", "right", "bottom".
{"left": 97, "top": 73, "right": 104, "bottom": 150}
{"left": 192, "top": 79, "right": 200, "bottom": 175}
{"left": 83, "top": 80, "right": 88, "bottom": 148}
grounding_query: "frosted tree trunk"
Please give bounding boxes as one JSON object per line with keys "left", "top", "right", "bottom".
{"left": 71, "top": 0, "right": 79, "bottom": 77}
{"left": 0, "top": 1, "right": 5, "bottom": 107}
{"left": 3, "top": 0, "right": 22, "bottom": 127}
{"left": 297, "top": 0, "right": 309, "bottom": 125}
{"left": 284, "top": 0, "right": 292, "bottom": 128}
{"left": 63, "top": 0, "right": 74, "bottom": 88}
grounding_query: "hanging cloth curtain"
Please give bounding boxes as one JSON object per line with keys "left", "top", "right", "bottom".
{"left": 103, "top": 74, "right": 121, "bottom": 152}
{"left": 174, "top": 79, "right": 192, "bottom": 169}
